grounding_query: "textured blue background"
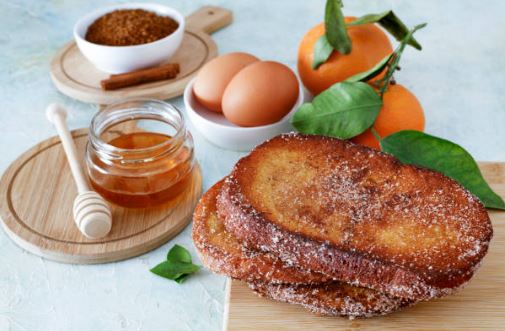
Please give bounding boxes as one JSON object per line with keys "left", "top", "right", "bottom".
{"left": 1, "top": 1, "right": 504, "bottom": 330}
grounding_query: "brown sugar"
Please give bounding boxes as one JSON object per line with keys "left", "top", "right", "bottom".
{"left": 85, "top": 9, "right": 179, "bottom": 46}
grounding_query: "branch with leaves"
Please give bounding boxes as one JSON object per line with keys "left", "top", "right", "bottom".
{"left": 292, "top": 23, "right": 426, "bottom": 140}
{"left": 293, "top": 1, "right": 505, "bottom": 209}
{"left": 313, "top": 0, "right": 422, "bottom": 69}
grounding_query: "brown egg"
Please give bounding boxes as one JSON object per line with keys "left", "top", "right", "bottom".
{"left": 193, "top": 52, "right": 259, "bottom": 113}
{"left": 222, "top": 61, "right": 299, "bottom": 127}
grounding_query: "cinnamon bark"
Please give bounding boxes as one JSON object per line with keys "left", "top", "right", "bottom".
{"left": 100, "top": 63, "right": 180, "bottom": 90}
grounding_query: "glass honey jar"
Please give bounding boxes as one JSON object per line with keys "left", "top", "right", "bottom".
{"left": 86, "top": 99, "right": 195, "bottom": 208}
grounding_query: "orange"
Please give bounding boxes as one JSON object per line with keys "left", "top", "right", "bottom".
{"left": 352, "top": 84, "right": 425, "bottom": 150}
{"left": 298, "top": 17, "right": 393, "bottom": 95}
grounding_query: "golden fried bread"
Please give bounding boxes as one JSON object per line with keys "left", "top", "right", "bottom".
{"left": 192, "top": 179, "right": 330, "bottom": 284}
{"left": 218, "top": 133, "right": 493, "bottom": 300}
{"left": 192, "top": 179, "right": 411, "bottom": 317}
{"left": 249, "top": 281, "right": 413, "bottom": 318}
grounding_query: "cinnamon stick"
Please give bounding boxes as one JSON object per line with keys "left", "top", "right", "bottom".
{"left": 100, "top": 63, "right": 180, "bottom": 90}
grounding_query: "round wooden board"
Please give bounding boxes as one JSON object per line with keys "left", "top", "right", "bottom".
{"left": 0, "top": 129, "right": 203, "bottom": 264}
{"left": 50, "top": 6, "right": 232, "bottom": 105}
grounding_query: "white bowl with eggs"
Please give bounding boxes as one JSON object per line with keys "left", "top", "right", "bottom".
{"left": 74, "top": 3, "right": 185, "bottom": 74}
{"left": 184, "top": 78, "right": 303, "bottom": 151}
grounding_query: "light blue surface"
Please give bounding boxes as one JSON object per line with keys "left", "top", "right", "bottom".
{"left": 1, "top": 1, "right": 505, "bottom": 330}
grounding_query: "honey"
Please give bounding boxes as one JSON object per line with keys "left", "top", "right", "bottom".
{"left": 89, "top": 132, "right": 193, "bottom": 208}
{"left": 86, "top": 99, "right": 195, "bottom": 208}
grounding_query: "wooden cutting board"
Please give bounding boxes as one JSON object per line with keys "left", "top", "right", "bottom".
{"left": 0, "top": 129, "right": 202, "bottom": 264}
{"left": 224, "top": 162, "right": 505, "bottom": 330}
{"left": 50, "top": 6, "right": 232, "bottom": 105}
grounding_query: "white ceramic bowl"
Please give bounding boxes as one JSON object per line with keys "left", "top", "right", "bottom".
{"left": 184, "top": 78, "right": 304, "bottom": 151}
{"left": 74, "top": 3, "right": 185, "bottom": 74}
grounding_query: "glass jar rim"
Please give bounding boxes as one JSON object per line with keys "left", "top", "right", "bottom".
{"left": 89, "top": 98, "right": 185, "bottom": 159}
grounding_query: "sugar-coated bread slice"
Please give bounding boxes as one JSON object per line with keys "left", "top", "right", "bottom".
{"left": 192, "top": 179, "right": 412, "bottom": 317}
{"left": 192, "top": 179, "right": 330, "bottom": 284}
{"left": 249, "top": 281, "right": 413, "bottom": 318}
{"left": 218, "top": 133, "right": 493, "bottom": 300}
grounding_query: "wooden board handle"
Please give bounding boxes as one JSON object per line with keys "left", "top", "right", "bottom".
{"left": 186, "top": 6, "right": 233, "bottom": 34}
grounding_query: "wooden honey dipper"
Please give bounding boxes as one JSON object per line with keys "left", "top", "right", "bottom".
{"left": 46, "top": 103, "right": 112, "bottom": 239}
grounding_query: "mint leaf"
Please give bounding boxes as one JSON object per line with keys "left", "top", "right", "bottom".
{"left": 174, "top": 274, "right": 190, "bottom": 284}
{"left": 167, "top": 244, "right": 192, "bottom": 263}
{"left": 291, "top": 82, "right": 382, "bottom": 139}
{"left": 150, "top": 245, "right": 201, "bottom": 283}
{"left": 150, "top": 261, "right": 201, "bottom": 280}
{"left": 381, "top": 130, "right": 505, "bottom": 210}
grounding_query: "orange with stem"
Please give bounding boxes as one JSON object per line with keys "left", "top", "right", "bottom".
{"left": 352, "top": 84, "right": 425, "bottom": 149}
{"left": 297, "top": 17, "right": 393, "bottom": 96}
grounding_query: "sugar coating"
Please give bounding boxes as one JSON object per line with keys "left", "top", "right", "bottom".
{"left": 218, "top": 133, "right": 493, "bottom": 301}
{"left": 192, "top": 180, "right": 330, "bottom": 284}
{"left": 249, "top": 281, "right": 414, "bottom": 318}
{"left": 192, "top": 180, "right": 411, "bottom": 317}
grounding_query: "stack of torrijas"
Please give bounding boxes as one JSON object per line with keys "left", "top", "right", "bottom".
{"left": 192, "top": 133, "right": 493, "bottom": 318}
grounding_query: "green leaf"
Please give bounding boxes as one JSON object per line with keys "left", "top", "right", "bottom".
{"left": 347, "top": 11, "right": 388, "bottom": 25}
{"left": 150, "top": 261, "right": 201, "bottom": 281}
{"left": 345, "top": 53, "right": 393, "bottom": 83}
{"left": 174, "top": 274, "right": 190, "bottom": 284}
{"left": 376, "top": 23, "right": 426, "bottom": 96}
{"left": 150, "top": 245, "right": 201, "bottom": 283}
{"left": 324, "top": 0, "right": 351, "bottom": 54}
{"left": 381, "top": 130, "right": 505, "bottom": 210}
{"left": 347, "top": 10, "right": 422, "bottom": 50}
{"left": 312, "top": 35, "right": 334, "bottom": 69}
{"left": 167, "top": 244, "right": 192, "bottom": 263}
{"left": 291, "top": 82, "right": 382, "bottom": 139}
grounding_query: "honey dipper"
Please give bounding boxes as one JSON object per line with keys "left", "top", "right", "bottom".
{"left": 46, "top": 103, "right": 112, "bottom": 239}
